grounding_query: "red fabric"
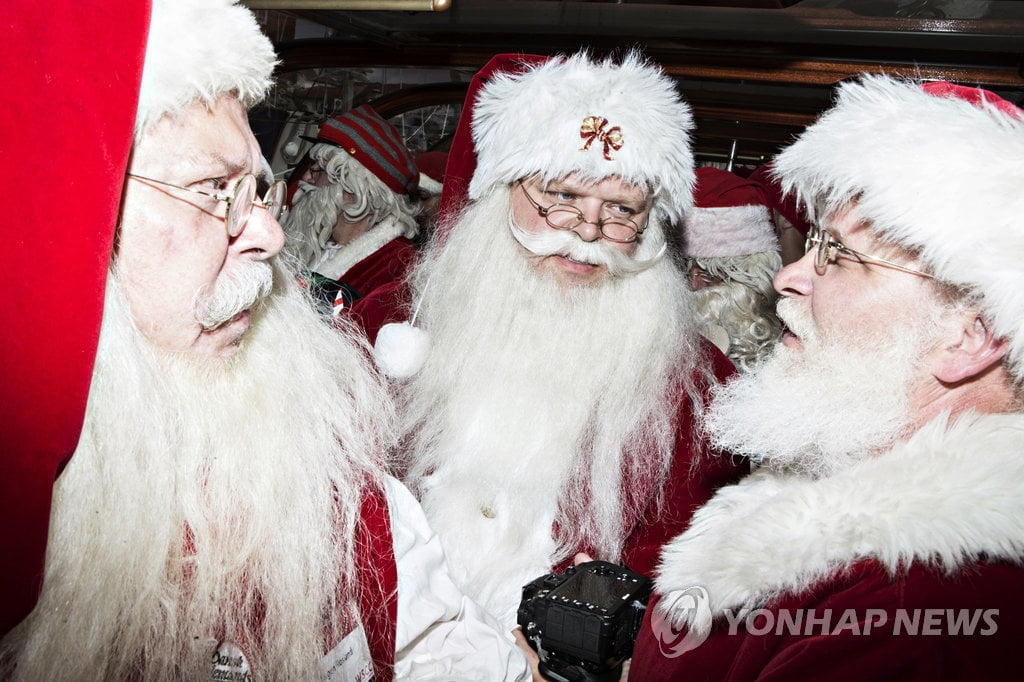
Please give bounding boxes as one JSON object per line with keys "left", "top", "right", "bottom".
{"left": 348, "top": 280, "right": 413, "bottom": 347}
{"left": 415, "top": 151, "right": 448, "bottom": 185}
{"left": 339, "top": 237, "right": 418, "bottom": 303}
{"left": 337, "top": 238, "right": 418, "bottom": 343}
{"left": 436, "top": 53, "right": 552, "bottom": 230}
{"left": 316, "top": 105, "right": 419, "bottom": 195}
{"left": 0, "top": 0, "right": 148, "bottom": 636}
{"left": 921, "top": 81, "right": 1024, "bottom": 120}
{"left": 619, "top": 344, "right": 746, "bottom": 576}
{"left": 748, "top": 161, "right": 813, "bottom": 237}
{"left": 354, "top": 485, "right": 399, "bottom": 681}
{"left": 695, "top": 166, "right": 771, "bottom": 211}
{"left": 632, "top": 558, "right": 1024, "bottom": 681}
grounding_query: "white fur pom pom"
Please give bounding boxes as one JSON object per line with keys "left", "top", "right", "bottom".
{"left": 373, "top": 322, "right": 430, "bottom": 379}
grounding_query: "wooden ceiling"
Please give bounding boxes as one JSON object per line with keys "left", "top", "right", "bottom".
{"left": 245, "top": 0, "right": 1024, "bottom": 164}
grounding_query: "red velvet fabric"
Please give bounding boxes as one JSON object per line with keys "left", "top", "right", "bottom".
{"left": 748, "top": 161, "right": 812, "bottom": 237}
{"left": 354, "top": 485, "right": 399, "bottom": 681}
{"left": 436, "top": 53, "right": 552, "bottom": 230}
{"left": 632, "top": 558, "right": 1024, "bottom": 681}
{"left": 347, "top": 279, "right": 412, "bottom": 347}
{"left": 619, "top": 345, "right": 746, "bottom": 576}
{"left": 340, "top": 237, "right": 418, "bottom": 344}
{"left": 340, "top": 237, "right": 418, "bottom": 303}
{"left": 0, "top": 0, "right": 148, "bottom": 636}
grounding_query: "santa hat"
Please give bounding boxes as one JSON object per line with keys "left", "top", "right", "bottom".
{"left": 135, "top": 0, "right": 277, "bottom": 140}
{"left": 774, "top": 74, "right": 1024, "bottom": 381}
{"left": 469, "top": 51, "right": 696, "bottom": 226}
{"left": 684, "top": 166, "right": 778, "bottom": 258}
{"left": 306, "top": 105, "right": 420, "bottom": 196}
{"left": 747, "top": 161, "right": 812, "bottom": 237}
{"left": 415, "top": 151, "right": 448, "bottom": 196}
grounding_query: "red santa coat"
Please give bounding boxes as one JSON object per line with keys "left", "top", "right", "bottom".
{"left": 631, "top": 412, "right": 1024, "bottom": 681}
{"left": 604, "top": 345, "right": 745, "bottom": 577}
{"left": 353, "top": 486, "right": 398, "bottom": 681}
{"left": 0, "top": 0, "right": 148, "bottom": 636}
{"left": 339, "top": 236, "right": 417, "bottom": 302}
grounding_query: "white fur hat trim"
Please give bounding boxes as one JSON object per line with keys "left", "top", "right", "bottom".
{"left": 136, "top": 0, "right": 278, "bottom": 139}
{"left": 685, "top": 204, "right": 778, "bottom": 258}
{"left": 469, "top": 51, "right": 696, "bottom": 225}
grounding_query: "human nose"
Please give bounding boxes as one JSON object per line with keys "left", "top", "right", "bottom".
{"left": 234, "top": 202, "right": 285, "bottom": 259}
{"left": 773, "top": 246, "right": 816, "bottom": 297}
{"left": 572, "top": 200, "right": 605, "bottom": 242}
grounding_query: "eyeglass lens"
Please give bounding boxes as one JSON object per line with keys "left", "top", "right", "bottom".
{"left": 226, "top": 175, "right": 287, "bottom": 238}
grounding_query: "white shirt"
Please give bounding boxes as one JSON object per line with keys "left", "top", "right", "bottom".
{"left": 386, "top": 476, "right": 531, "bottom": 681}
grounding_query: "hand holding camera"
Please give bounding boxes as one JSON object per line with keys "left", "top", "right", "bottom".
{"left": 517, "top": 560, "right": 653, "bottom": 682}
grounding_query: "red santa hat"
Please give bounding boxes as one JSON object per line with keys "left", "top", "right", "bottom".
{"left": 684, "top": 166, "right": 778, "bottom": 259}
{"left": 747, "top": 161, "right": 812, "bottom": 238}
{"left": 774, "top": 74, "right": 1024, "bottom": 381}
{"left": 306, "top": 105, "right": 420, "bottom": 196}
{"left": 467, "top": 51, "right": 696, "bottom": 227}
{"left": 415, "top": 151, "right": 448, "bottom": 196}
{"left": 135, "top": 0, "right": 277, "bottom": 139}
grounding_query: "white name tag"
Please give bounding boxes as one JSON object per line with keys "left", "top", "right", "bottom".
{"left": 321, "top": 623, "right": 374, "bottom": 682}
{"left": 211, "top": 641, "right": 252, "bottom": 681}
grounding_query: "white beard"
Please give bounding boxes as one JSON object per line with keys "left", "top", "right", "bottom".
{"left": 2, "top": 260, "right": 395, "bottom": 680}
{"left": 396, "top": 186, "right": 709, "bottom": 624}
{"left": 703, "top": 296, "right": 939, "bottom": 478}
{"left": 282, "top": 181, "right": 344, "bottom": 269}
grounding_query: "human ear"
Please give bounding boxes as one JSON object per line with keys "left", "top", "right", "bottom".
{"left": 933, "top": 312, "right": 1008, "bottom": 384}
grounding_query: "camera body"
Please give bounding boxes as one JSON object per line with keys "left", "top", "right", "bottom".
{"left": 517, "top": 561, "right": 653, "bottom": 682}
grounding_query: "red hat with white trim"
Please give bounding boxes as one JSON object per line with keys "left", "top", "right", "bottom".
{"left": 684, "top": 167, "right": 778, "bottom": 259}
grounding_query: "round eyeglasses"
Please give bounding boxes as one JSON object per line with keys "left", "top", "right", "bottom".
{"left": 805, "top": 224, "right": 933, "bottom": 279}
{"left": 126, "top": 173, "right": 287, "bottom": 238}
{"left": 517, "top": 180, "right": 646, "bottom": 243}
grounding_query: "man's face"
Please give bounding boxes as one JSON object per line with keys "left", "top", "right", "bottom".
{"left": 509, "top": 173, "right": 651, "bottom": 285}
{"left": 702, "top": 208, "right": 944, "bottom": 475}
{"left": 774, "top": 206, "right": 935, "bottom": 362}
{"left": 117, "top": 95, "right": 285, "bottom": 358}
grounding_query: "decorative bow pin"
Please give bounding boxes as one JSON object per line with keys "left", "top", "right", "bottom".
{"left": 580, "top": 116, "right": 624, "bottom": 160}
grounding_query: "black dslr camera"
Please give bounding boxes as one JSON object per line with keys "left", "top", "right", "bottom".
{"left": 517, "top": 561, "right": 653, "bottom": 682}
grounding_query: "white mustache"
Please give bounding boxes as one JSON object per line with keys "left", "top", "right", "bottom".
{"left": 775, "top": 297, "right": 818, "bottom": 345}
{"left": 507, "top": 214, "right": 664, "bottom": 276}
{"left": 193, "top": 261, "right": 274, "bottom": 330}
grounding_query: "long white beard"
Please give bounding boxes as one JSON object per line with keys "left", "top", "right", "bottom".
{"left": 703, "top": 296, "right": 938, "bottom": 478}
{"left": 282, "top": 181, "right": 344, "bottom": 269}
{"left": 397, "top": 186, "right": 709, "bottom": 622}
{"left": 2, "top": 260, "right": 395, "bottom": 680}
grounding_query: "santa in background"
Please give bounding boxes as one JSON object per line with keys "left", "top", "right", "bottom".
{"left": 683, "top": 166, "right": 783, "bottom": 371}
{"left": 282, "top": 105, "right": 422, "bottom": 319}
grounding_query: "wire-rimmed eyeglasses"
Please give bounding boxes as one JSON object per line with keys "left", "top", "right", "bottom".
{"left": 517, "top": 180, "right": 646, "bottom": 244}
{"left": 126, "top": 173, "right": 287, "bottom": 238}
{"left": 805, "top": 224, "right": 934, "bottom": 279}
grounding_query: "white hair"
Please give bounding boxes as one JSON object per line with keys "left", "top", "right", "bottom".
{"left": 703, "top": 295, "right": 946, "bottom": 478}
{"left": 690, "top": 251, "right": 783, "bottom": 371}
{"left": 395, "top": 185, "right": 712, "bottom": 616}
{"left": 1, "top": 260, "right": 395, "bottom": 679}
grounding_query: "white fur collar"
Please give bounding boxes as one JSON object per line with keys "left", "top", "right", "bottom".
{"left": 313, "top": 216, "right": 408, "bottom": 281}
{"left": 657, "top": 412, "right": 1024, "bottom": 627}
